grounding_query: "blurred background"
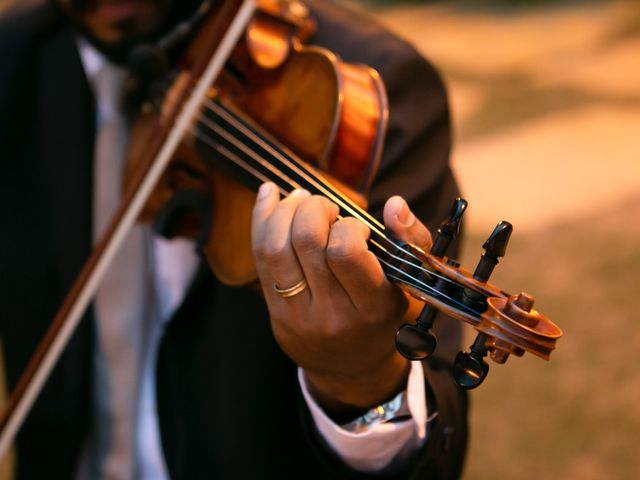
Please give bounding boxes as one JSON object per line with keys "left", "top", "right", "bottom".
{"left": 350, "top": 0, "right": 640, "bottom": 478}
{"left": 0, "top": 0, "right": 639, "bottom": 478}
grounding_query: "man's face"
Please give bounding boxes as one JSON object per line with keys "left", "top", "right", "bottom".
{"left": 56, "top": 0, "right": 175, "bottom": 51}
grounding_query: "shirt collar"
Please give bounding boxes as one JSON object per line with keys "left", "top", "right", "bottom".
{"left": 76, "top": 36, "right": 128, "bottom": 122}
{"left": 77, "top": 36, "right": 108, "bottom": 85}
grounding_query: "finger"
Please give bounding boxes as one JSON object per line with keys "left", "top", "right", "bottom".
{"left": 251, "top": 182, "right": 281, "bottom": 248}
{"left": 383, "top": 196, "right": 432, "bottom": 251}
{"left": 253, "top": 186, "right": 311, "bottom": 302}
{"left": 326, "top": 217, "right": 401, "bottom": 313}
{"left": 290, "top": 196, "right": 344, "bottom": 299}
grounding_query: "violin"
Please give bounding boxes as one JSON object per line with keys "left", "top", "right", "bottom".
{"left": 0, "top": 0, "right": 562, "bottom": 457}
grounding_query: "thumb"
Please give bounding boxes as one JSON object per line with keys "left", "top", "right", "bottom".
{"left": 383, "top": 196, "right": 433, "bottom": 251}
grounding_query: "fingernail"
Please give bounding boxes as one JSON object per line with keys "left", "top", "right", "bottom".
{"left": 396, "top": 200, "right": 415, "bottom": 227}
{"left": 289, "top": 188, "right": 310, "bottom": 199}
{"left": 257, "top": 183, "right": 273, "bottom": 200}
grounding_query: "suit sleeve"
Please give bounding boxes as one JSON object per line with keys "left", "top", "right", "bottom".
{"left": 295, "top": 5, "right": 469, "bottom": 477}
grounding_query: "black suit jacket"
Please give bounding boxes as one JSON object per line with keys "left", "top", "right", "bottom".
{"left": 0, "top": 1, "right": 467, "bottom": 478}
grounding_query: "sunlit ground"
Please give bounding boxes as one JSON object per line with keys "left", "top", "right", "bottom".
{"left": 355, "top": 0, "right": 640, "bottom": 478}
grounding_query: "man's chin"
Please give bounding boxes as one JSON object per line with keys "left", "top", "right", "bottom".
{"left": 54, "top": 0, "right": 203, "bottom": 64}
{"left": 52, "top": 0, "right": 170, "bottom": 64}
{"left": 93, "top": 0, "right": 156, "bottom": 25}
{"left": 80, "top": 23, "right": 158, "bottom": 64}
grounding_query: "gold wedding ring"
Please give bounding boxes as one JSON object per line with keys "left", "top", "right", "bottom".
{"left": 274, "top": 278, "right": 308, "bottom": 298}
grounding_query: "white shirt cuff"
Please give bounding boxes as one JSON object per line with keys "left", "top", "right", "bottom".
{"left": 298, "top": 361, "right": 429, "bottom": 473}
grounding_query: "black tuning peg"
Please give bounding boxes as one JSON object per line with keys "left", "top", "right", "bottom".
{"left": 453, "top": 333, "right": 490, "bottom": 389}
{"left": 395, "top": 305, "right": 438, "bottom": 360}
{"left": 396, "top": 198, "right": 468, "bottom": 360}
{"left": 454, "top": 221, "right": 513, "bottom": 388}
{"left": 473, "top": 221, "right": 512, "bottom": 282}
{"left": 431, "top": 197, "right": 468, "bottom": 257}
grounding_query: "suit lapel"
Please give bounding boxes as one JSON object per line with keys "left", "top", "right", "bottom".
{"left": 37, "top": 23, "right": 96, "bottom": 295}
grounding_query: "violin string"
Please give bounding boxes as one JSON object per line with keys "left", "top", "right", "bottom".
{"left": 187, "top": 120, "right": 484, "bottom": 316}
{"left": 197, "top": 114, "right": 314, "bottom": 202}
{"left": 195, "top": 109, "right": 404, "bottom": 251}
{"left": 141, "top": 60, "right": 381, "bottom": 237}
{"left": 196, "top": 106, "right": 413, "bottom": 258}
{"left": 202, "top": 98, "right": 385, "bottom": 231}
{"left": 191, "top": 101, "right": 477, "bottom": 296}
{"left": 189, "top": 124, "right": 480, "bottom": 316}
{"left": 367, "top": 238, "right": 481, "bottom": 316}
{"left": 144, "top": 69, "right": 382, "bottom": 227}
{"left": 188, "top": 127, "right": 357, "bottom": 233}
{"left": 193, "top": 105, "right": 464, "bottom": 277}
{"left": 197, "top": 99, "right": 449, "bottom": 270}
{"left": 189, "top": 128, "right": 344, "bottom": 219}
{"left": 200, "top": 141, "right": 294, "bottom": 197}
{"left": 377, "top": 255, "right": 479, "bottom": 318}
{"left": 198, "top": 99, "right": 471, "bottom": 294}
{"left": 141, "top": 77, "right": 485, "bottom": 318}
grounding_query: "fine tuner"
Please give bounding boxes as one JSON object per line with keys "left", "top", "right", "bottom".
{"left": 394, "top": 198, "right": 562, "bottom": 389}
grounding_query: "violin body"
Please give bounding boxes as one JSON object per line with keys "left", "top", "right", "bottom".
{"left": 126, "top": 3, "right": 387, "bottom": 285}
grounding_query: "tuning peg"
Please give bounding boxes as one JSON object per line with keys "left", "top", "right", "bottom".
{"left": 431, "top": 197, "right": 468, "bottom": 257}
{"left": 396, "top": 305, "right": 438, "bottom": 360}
{"left": 396, "top": 199, "right": 467, "bottom": 360}
{"left": 473, "top": 221, "right": 512, "bottom": 282}
{"left": 453, "top": 333, "right": 490, "bottom": 389}
{"left": 396, "top": 259, "right": 459, "bottom": 360}
{"left": 459, "top": 221, "right": 514, "bottom": 334}
{"left": 454, "top": 222, "right": 512, "bottom": 388}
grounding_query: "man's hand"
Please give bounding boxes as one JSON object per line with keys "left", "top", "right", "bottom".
{"left": 251, "top": 182, "right": 433, "bottom": 417}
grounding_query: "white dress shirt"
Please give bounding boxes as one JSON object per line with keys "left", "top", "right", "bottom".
{"left": 77, "top": 38, "right": 429, "bottom": 479}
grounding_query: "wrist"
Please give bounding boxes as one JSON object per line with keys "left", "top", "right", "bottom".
{"left": 303, "top": 352, "right": 410, "bottom": 421}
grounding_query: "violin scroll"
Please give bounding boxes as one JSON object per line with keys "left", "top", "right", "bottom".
{"left": 480, "top": 292, "right": 561, "bottom": 363}
{"left": 395, "top": 198, "right": 563, "bottom": 389}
